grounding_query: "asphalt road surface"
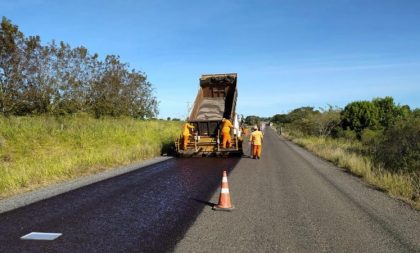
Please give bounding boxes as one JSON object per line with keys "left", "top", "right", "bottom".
{"left": 0, "top": 128, "right": 419, "bottom": 252}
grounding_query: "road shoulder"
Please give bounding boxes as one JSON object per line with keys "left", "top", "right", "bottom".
{"left": 0, "top": 156, "right": 172, "bottom": 214}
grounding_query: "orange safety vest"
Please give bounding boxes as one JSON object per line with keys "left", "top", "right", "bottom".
{"left": 250, "top": 130, "right": 263, "bottom": 145}
{"left": 221, "top": 120, "right": 233, "bottom": 134}
{"left": 183, "top": 123, "right": 194, "bottom": 136}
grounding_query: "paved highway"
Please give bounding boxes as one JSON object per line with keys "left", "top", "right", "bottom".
{"left": 176, "top": 128, "right": 420, "bottom": 252}
{"left": 0, "top": 158, "right": 239, "bottom": 252}
{"left": 0, "top": 128, "right": 419, "bottom": 252}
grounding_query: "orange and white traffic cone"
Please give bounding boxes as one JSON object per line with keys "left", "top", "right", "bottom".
{"left": 213, "top": 170, "right": 235, "bottom": 211}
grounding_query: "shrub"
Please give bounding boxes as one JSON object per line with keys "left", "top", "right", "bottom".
{"left": 373, "top": 117, "right": 420, "bottom": 173}
{"left": 310, "top": 106, "right": 341, "bottom": 137}
{"left": 335, "top": 129, "right": 358, "bottom": 141}
{"left": 361, "top": 129, "right": 383, "bottom": 146}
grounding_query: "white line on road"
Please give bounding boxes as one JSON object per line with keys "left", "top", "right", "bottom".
{"left": 20, "top": 232, "right": 62, "bottom": 240}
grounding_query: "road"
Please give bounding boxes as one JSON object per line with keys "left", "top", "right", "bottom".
{"left": 0, "top": 128, "right": 419, "bottom": 252}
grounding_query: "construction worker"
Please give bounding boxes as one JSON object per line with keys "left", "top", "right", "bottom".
{"left": 249, "top": 126, "right": 254, "bottom": 157}
{"left": 221, "top": 118, "right": 233, "bottom": 149}
{"left": 182, "top": 122, "right": 195, "bottom": 150}
{"left": 241, "top": 125, "right": 249, "bottom": 136}
{"left": 250, "top": 126, "right": 263, "bottom": 159}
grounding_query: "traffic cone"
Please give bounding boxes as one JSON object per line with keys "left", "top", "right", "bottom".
{"left": 213, "top": 170, "right": 235, "bottom": 211}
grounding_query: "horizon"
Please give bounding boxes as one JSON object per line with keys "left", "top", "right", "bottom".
{"left": 2, "top": 0, "right": 419, "bottom": 119}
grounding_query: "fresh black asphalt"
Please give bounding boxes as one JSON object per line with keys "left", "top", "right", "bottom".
{"left": 0, "top": 157, "right": 239, "bottom": 252}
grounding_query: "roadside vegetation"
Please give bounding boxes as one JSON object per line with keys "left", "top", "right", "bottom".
{"left": 271, "top": 97, "right": 420, "bottom": 210}
{"left": 0, "top": 115, "right": 181, "bottom": 198}
{"left": 0, "top": 18, "right": 183, "bottom": 199}
{"left": 0, "top": 17, "right": 158, "bottom": 118}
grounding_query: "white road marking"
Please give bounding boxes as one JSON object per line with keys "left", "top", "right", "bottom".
{"left": 20, "top": 232, "right": 62, "bottom": 240}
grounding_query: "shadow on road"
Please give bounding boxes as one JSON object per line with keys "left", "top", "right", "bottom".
{"left": 191, "top": 198, "right": 216, "bottom": 208}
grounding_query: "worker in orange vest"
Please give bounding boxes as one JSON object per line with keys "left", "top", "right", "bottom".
{"left": 221, "top": 118, "right": 233, "bottom": 149}
{"left": 182, "top": 122, "right": 195, "bottom": 150}
{"left": 243, "top": 127, "right": 249, "bottom": 136}
{"left": 249, "top": 126, "right": 254, "bottom": 157}
{"left": 250, "top": 126, "right": 264, "bottom": 159}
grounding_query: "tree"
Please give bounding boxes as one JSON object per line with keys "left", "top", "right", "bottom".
{"left": 373, "top": 96, "right": 409, "bottom": 128}
{"left": 310, "top": 106, "right": 341, "bottom": 137}
{"left": 0, "top": 17, "right": 159, "bottom": 118}
{"left": 271, "top": 114, "right": 290, "bottom": 124}
{"left": 287, "top": 107, "right": 319, "bottom": 122}
{"left": 1, "top": 18, "right": 54, "bottom": 115}
{"left": 341, "top": 101, "right": 379, "bottom": 135}
{"left": 413, "top": 108, "right": 420, "bottom": 118}
{"left": 0, "top": 17, "right": 25, "bottom": 115}
{"left": 90, "top": 55, "right": 158, "bottom": 118}
{"left": 19, "top": 35, "right": 54, "bottom": 114}
{"left": 245, "top": 115, "right": 260, "bottom": 126}
{"left": 286, "top": 107, "right": 320, "bottom": 135}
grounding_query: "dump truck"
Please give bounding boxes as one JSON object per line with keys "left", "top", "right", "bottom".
{"left": 175, "top": 73, "right": 243, "bottom": 157}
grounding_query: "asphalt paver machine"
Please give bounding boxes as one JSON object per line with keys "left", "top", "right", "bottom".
{"left": 176, "top": 73, "right": 243, "bottom": 157}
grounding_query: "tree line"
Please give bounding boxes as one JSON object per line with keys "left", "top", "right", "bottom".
{"left": 270, "top": 97, "right": 419, "bottom": 174}
{"left": 0, "top": 17, "right": 158, "bottom": 118}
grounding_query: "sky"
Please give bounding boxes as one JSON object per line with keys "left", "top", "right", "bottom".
{"left": 1, "top": 0, "right": 420, "bottom": 119}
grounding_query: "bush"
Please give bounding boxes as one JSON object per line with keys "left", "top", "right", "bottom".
{"left": 289, "top": 118, "right": 318, "bottom": 136}
{"left": 335, "top": 129, "right": 358, "bottom": 141}
{"left": 310, "top": 106, "right": 341, "bottom": 137}
{"left": 373, "top": 117, "right": 420, "bottom": 173}
{"left": 361, "top": 129, "right": 383, "bottom": 146}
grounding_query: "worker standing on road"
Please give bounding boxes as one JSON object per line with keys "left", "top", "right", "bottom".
{"left": 241, "top": 125, "right": 249, "bottom": 136}
{"left": 182, "top": 122, "right": 195, "bottom": 150}
{"left": 250, "top": 126, "right": 264, "bottom": 159}
{"left": 221, "top": 118, "right": 233, "bottom": 149}
{"left": 249, "top": 126, "right": 254, "bottom": 157}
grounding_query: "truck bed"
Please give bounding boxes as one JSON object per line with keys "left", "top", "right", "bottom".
{"left": 176, "top": 73, "right": 242, "bottom": 157}
{"left": 195, "top": 98, "right": 225, "bottom": 120}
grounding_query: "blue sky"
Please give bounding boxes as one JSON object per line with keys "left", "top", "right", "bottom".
{"left": 2, "top": 0, "right": 420, "bottom": 118}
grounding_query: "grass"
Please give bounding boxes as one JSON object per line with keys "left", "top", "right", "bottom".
{"left": 281, "top": 130, "right": 419, "bottom": 210}
{"left": 0, "top": 114, "right": 182, "bottom": 199}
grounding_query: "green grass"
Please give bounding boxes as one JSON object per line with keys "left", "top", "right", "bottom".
{"left": 281, "top": 129, "right": 419, "bottom": 210}
{"left": 0, "top": 115, "right": 182, "bottom": 199}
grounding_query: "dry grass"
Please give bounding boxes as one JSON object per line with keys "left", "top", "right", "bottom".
{"left": 0, "top": 115, "right": 182, "bottom": 199}
{"left": 282, "top": 131, "right": 419, "bottom": 210}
